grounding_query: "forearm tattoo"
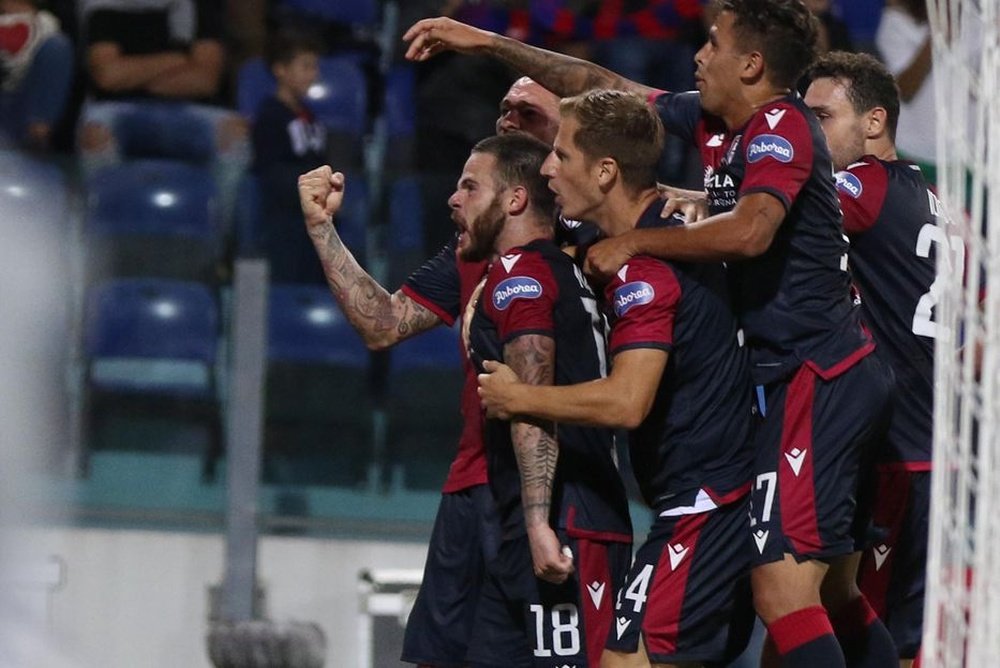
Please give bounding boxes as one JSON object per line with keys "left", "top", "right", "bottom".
{"left": 313, "top": 224, "right": 439, "bottom": 346}
{"left": 505, "top": 335, "right": 558, "bottom": 528}
{"left": 492, "top": 35, "right": 636, "bottom": 98}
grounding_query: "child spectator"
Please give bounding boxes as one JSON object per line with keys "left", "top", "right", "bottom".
{"left": 253, "top": 29, "right": 328, "bottom": 284}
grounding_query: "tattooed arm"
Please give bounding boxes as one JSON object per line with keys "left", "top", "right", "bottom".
{"left": 503, "top": 333, "right": 573, "bottom": 583}
{"left": 299, "top": 167, "right": 441, "bottom": 350}
{"left": 402, "top": 17, "right": 657, "bottom": 99}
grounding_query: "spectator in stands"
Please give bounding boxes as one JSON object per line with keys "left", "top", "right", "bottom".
{"left": 805, "top": 0, "right": 854, "bottom": 53}
{"left": 78, "top": 0, "right": 248, "bottom": 214}
{"left": 876, "top": 0, "right": 935, "bottom": 180}
{"left": 253, "top": 29, "right": 327, "bottom": 284}
{"left": 0, "top": 0, "right": 73, "bottom": 151}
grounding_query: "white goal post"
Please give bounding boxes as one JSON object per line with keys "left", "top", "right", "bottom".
{"left": 924, "top": 0, "right": 1000, "bottom": 665}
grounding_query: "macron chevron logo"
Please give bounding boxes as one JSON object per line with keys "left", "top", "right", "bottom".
{"left": 668, "top": 543, "right": 689, "bottom": 571}
{"left": 616, "top": 616, "right": 631, "bottom": 639}
{"left": 587, "top": 581, "right": 606, "bottom": 609}
{"left": 873, "top": 544, "right": 892, "bottom": 571}
{"left": 500, "top": 253, "right": 521, "bottom": 273}
{"left": 784, "top": 447, "right": 807, "bottom": 476}
{"left": 617, "top": 265, "right": 629, "bottom": 283}
{"left": 764, "top": 108, "right": 786, "bottom": 129}
{"left": 706, "top": 133, "right": 725, "bottom": 147}
{"left": 753, "top": 529, "right": 769, "bottom": 554}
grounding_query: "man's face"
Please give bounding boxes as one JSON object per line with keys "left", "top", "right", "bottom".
{"left": 496, "top": 78, "right": 561, "bottom": 145}
{"left": 805, "top": 76, "right": 867, "bottom": 171}
{"left": 541, "top": 116, "right": 603, "bottom": 226}
{"left": 694, "top": 11, "right": 748, "bottom": 118}
{"left": 448, "top": 151, "right": 507, "bottom": 262}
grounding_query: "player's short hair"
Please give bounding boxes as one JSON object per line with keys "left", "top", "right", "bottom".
{"left": 264, "top": 28, "right": 324, "bottom": 68}
{"left": 472, "top": 133, "right": 557, "bottom": 224}
{"left": 808, "top": 51, "right": 901, "bottom": 142}
{"left": 716, "top": 0, "right": 819, "bottom": 90}
{"left": 559, "top": 89, "right": 664, "bottom": 192}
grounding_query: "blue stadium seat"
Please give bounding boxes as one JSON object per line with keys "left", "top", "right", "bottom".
{"left": 82, "top": 278, "right": 222, "bottom": 475}
{"left": 112, "top": 103, "right": 215, "bottom": 164}
{"left": 85, "top": 159, "right": 220, "bottom": 281}
{"left": 383, "top": 65, "right": 417, "bottom": 172}
{"left": 0, "top": 150, "right": 68, "bottom": 226}
{"left": 386, "top": 324, "right": 463, "bottom": 491}
{"left": 387, "top": 176, "right": 425, "bottom": 286}
{"left": 265, "top": 284, "right": 372, "bottom": 486}
{"left": 276, "top": 0, "right": 379, "bottom": 27}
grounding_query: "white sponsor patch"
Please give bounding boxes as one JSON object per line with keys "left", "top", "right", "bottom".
{"left": 746, "top": 134, "right": 794, "bottom": 163}
{"left": 491, "top": 276, "right": 543, "bottom": 311}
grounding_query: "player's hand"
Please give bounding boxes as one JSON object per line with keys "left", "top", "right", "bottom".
{"left": 527, "top": 525, "right": 574, "bottom": 584}
{"left": 298, "top": 166, "right": 345, "bottom": 232}
{"left": 462, "top": 277, "right": 487, "bottom": 357}
{"left": 402, "top": 17, "right": 495, "bottom": 62}
{"left": 658, "top": 185, "right": 709, "bottom": 223}
{"left": 478, "top": 360, "right": 521, "bottom": 420}
{"left": 584, "top": 235, "right": 636, "bottom": 281}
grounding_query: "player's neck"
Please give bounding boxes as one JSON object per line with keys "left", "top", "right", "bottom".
{"left": 600, "top": 188, "right": 660, "bottom": 238}
{"left": 724, "top": 86, "right": 790, "bottom": 130}
{"left": 494, "top": 216, "right": 553, "bottom": 256}
{"left": 866, "top": 137, "right": 898, "bottom": 163}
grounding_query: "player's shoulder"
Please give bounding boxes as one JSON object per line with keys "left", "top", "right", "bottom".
{"left": 486, "top": 245, "right": 553, "bottom": 312}
{"left": 744, "top": 99, "right": 813, "bottom": 164}
{"left": 836, "top": 156, "right": 888, "bottom": 201}
{"left": 607, "top": 256, "right": 679, "bottom": 316}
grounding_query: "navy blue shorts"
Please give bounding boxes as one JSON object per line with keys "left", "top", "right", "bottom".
{"left": 857, "top": 468, "right": 929, "bottom": 659}
{"left": 466, "top": 529, "right": 632, "bottom": 668}
{"left": 749, "top": 353, "right": 893, "bottom": 565}
{"left": 402, "top": 485, "right": 502, "bottom": 667}
{"left": 606, "top": 497, "right": 754, "bottom": 664}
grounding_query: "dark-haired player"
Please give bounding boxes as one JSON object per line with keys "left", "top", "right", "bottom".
{"left": 805, "top": 51, "right": 953, "bottom": 668}
{"left": 461, "top": 132, "right": 633, "bottom": 667}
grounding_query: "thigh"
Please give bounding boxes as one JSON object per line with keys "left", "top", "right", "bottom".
{"left": 608, "top": 500, "right": 754, "bottom": 665}
{"left": 750, "top": 356, "right": 892, "bottom": 566}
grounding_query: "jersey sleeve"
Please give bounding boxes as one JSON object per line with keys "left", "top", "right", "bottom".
{"left": 648, "top": 90, "right": 703, "bottom": 146}
{"left": 738, "top": 103, "right": 814, "bottom": 210}
{"left": 605, "top": 256, "right": 681, "bottom": 356}
{"left": 483, "top": 250, "right": 559, "bottom": 344}
{"left": 836, "top": 159, "right": 889, "bottom": 236}
{"left": 401, "top": 237, "right": 462, "bottom": 326}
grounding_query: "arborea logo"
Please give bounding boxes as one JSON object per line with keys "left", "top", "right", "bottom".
{"left": 835, "top": 171, "right": 863, "bottom": 199}
{"left": 613, "top": 281, "right": 655, "bottom": 317}
{"left": 746, "top": 134, "right": 794, "bottom": 163}
{"left": 492, "top": 276, "right": 543, "bottom": 310}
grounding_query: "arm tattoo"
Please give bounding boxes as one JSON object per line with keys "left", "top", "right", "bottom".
{"left": 310, "top": 222, "right": 440, "bottom": 347}
{"left": 491, "top": 34, "right": 650, "bottom": 98}
{"left": 505, "top": 335, "right": 558, "bottom": 529}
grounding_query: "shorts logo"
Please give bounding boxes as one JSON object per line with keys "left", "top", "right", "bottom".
{"left": 747, "top": 134, "right": 794, "bottom": 163}
{"left": 835, "top": 171, "right": 864, "bottom": 198}
{"left": 587, "top": 581, "right": 606, "bottom": 609}
{"left": 667, "top": 543, "right": 689, "bottom": 571}
{"left": 753, "top": 529, "right": 769, "bottom": 554}
{"left": 873, "top": 544, "right": 892, "bottom": 571}
{"left": 784, "top": 447, "right": 807, "bottom": 476}
{"left": 613, "top": 281, "right": 655, "bottom": 317}
{"left": 616, "top": 616, "right": 631, "bottom": 639}
{"left": 492, "top": 276, "right": 543, "bottom": 311}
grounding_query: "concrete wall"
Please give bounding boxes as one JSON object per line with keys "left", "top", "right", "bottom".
{"left": 17, "top": 526, "right": 427, "bottom": 668}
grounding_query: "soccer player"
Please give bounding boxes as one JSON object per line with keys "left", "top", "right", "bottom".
{"left": 478, "top": 89, "right": 756, "bottom": 668}
{"left": 297, "top": 78, "right": 562, "bottom": 667}
{"left": 804, "top": 51, "right": 947, "bottom": 668}
{"left": 403, "top": 2, "right": 896, "bottom": 666}
{"left": 461, "top": 132, "right": 633, "bottom": 667}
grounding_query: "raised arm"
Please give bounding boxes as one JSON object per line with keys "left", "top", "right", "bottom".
{"left": 298, "top": 166, "right": 441, "bottom": 350}
{"left": 479, "top": 347, "right": 667, "bottom": 430}
{"left": 503, "top": 333, "right": 573, "bottom": 584}
{"left": 402, "top": 16, "right": 657, "bottom": 99}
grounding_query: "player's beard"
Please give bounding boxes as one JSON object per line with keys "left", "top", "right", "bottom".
{"left": 458, "top": 196, "right": 506, "bottom": 263}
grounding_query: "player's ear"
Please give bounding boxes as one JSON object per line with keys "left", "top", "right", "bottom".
{"left": 866, "top": 106, "right": 888, "bottom": 140}
{"left": 507, "top": 185, "right": 529, "bottom": 216}
{"left": 742, "top": 50, "right": 764, "bottom": 83}
{"left": 596, "top": 157, "right": 618, "bottom": 188}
